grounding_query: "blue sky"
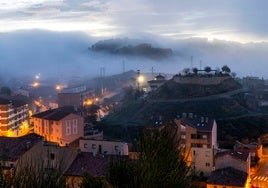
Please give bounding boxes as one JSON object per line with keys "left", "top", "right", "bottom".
{"left": 1, "top": 0, "right": 268, "bottom": 43}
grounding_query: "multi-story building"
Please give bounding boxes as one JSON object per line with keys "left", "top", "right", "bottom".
{"left": 175, "top": 115, "right": 218, "bottom": 177}
{"left": 31, "top": 108, "right": 84, "bottom": 146}
{"left": 0, "top": 97, "right": 29, "bottom": 137}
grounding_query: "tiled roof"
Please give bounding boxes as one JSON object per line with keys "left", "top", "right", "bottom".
{"left": 0, "top": 133, "right": 43, "bottom": 162}
{"left": 32, "top": 108, "right": 73, "bottom": 121}
{"left": 180, "top": 117, "right": 214, "bottom": 132}
{"left": 216, "top": 151, "right": 249, "bottom": 162}
{"left": 64, "top": 152, "right": 109, "bottom": 177}
{"left": 207, "top": 167, "right": 248, "bottom": 187}
{"left": 0, "top": 97, "right": 27, "bottom": 107}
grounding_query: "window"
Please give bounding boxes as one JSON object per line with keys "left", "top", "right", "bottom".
{"left": 92, "top": 144, "right": 96, "bottom": 149}
{"left": 205, "top": 162, "right": 210, "bottom": 167}
{"left": 50, "top": 153, "right": 55, "bottom": 160}
{"left": 73, "top": 124, "right": 78, "bottom": 134}
{"left": 193, "top": 150, "right": 195, "bottom": 155}
{"left": 66, "top": 120, "right": 71, "bottom": 135}
{"left": 181, "top": 135, "right": 186, "bottom": 139}
{"left": 206, "top": 151, "right": 210, "bottom": 157}
{"left": 202, "top": 135, "right": 207, "bottom": 139}
{"left": 84, "top": 143, "right": 88, "bottom": 148}
{"left": 115, "top": 145, "right": 119, "bottom": 151}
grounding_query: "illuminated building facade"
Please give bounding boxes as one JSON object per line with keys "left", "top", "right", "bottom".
{"left": 32, "top": 108, "right": 84, "bottom": 146}
{"left": 0, "top": 97, "right": 29, "bottom": 136}
{"left": 175, "top": 115, "right": 218, "bottom": 177}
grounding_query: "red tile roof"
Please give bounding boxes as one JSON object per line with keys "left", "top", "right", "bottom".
{"left": 32, "top": 108, "right": 73, "bottom": 121}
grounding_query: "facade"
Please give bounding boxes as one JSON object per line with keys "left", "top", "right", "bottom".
{"left": 32, "top": 108, "right": 84, "bottom": 146}
{"left": 79, "top": 139, "right": 129, "bottom": 156}
{"left": 0, "top": 97, "right": 29, "bottom": 136}
{"left": 175, "top": 116, "right": 218, "bottom": 177}
{"left": 57, "top": 85, "right": 93, "bottom": 109}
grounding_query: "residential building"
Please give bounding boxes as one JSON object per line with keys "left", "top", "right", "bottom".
{"left": 0, "top": 97, "right": 29, "bottom": 137}
{"left": 147, "top": 74, "right": 166, "bottom": 91}
{"left": 64, "top": 152, "right": 110, "bottom": 188}
{"left": 57, "top": 85, "right": 93, "bottom": 109}
{"left": 234, "top": 140, "right": 262, "bottom": 158}
{"left": 31, "top": 108, "right": 84, "bottom": 146}
{"left": 79, "top": 139, "right": 129, "bottom": 156}
{"left": 207, "top": 151, "right": 251, "bottom": 188}
{"left": 0, "top": 133, "right": 77, "bottom": 182}
{"left": 175, "top": 115, "right": 217, "bottom": 177}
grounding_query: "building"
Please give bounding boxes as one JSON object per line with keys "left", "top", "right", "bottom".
{"left": 31, "top": 108, "right": 84, "bottom": 146}
{"left": 79, "top": 139, "right": 129, "bottom": 156}
{"left": 207, "top": 151, "right": 251, "bottom": 188}
{"left": 0, "top": 97, "right": 29, "bottom": 137}
{"left": 0, "top": 133, "right": 77, "bottom": 184}
{"left": 57, "top": 85, "right": 93, "bottom": 109}
{"left": 234, "top": 140, "right": 262, "bottom": 158}
{"left": 0, "top": 133, "right": 43, "bottom": 171}
{"left": 64, "top": 152, "right": 110, "bottom": 188}
{"left": 175, "top": 115, "right": 217, "bottom": 177}
{"left": 147, "top": 74, "right": 166, "bottom": 91}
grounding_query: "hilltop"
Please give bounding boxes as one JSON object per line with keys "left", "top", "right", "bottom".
{"left": 90, "top": 38, "right": 173, "bottom": 60}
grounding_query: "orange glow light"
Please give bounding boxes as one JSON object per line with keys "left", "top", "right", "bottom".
{"left": 31, "top": 81, "right": 39, "bottom": 87}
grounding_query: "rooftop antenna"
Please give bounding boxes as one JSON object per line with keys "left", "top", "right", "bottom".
{"left": 151, "top": 67, "right": 154, "bottom": 79}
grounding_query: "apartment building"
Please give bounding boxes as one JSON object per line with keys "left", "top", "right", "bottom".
{"left": 32, "top": 108, "right": 84, "bottom": 146}
{"left": 0, "top": 97, "right": 29, "bottom": 136}
{"left": 175, "top": 116, "right": 217, "bottom": 177}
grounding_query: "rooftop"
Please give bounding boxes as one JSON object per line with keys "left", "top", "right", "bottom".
{"left": 216, "top": 150, "right": 249, "bottom": 162}
{"left": 32, "top": 108, "right": 76, "bottom": 121}
{"left": 64, "top": 152, "right": 109, "bottom": 177}
{"left": 207, "top": 167, "right": 248, "bottom": 187}
{"left": 0, "top": 97, "right": 28, "bottom": 107}
{"left": 179, "top": 117, "right": 215, "bottom": 132}
{"left": 0, "top": 133, "right": 43, "bottom": 162}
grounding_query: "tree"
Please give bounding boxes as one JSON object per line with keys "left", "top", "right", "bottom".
{"left": 182, "top": 68, "right": 191, "bottom": 75}
{"left": 108, "top": 125, "right": 193, "bottom": 188}
{"left": 204, "top": 66, "right": 211, "bottom": 73}
{"left": 192, "top": 68, "right": 198, "bottom": 75}
{"left": 81, "top": 173, "right": 108, "bottom": 188}
{"left": 221, "top": 65, "right": 231, "bottom": 74}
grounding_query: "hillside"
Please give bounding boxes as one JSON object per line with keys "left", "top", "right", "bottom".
{"left": 149, "top": 75, "right": 242, "bottom": 99}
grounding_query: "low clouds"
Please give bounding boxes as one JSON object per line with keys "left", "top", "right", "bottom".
{"left": 0, "top": 0, "right": 268, "bottom": 42}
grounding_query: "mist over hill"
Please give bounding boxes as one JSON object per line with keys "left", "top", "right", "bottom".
{"left": 0, "top": 30, "right": 268, "bottom": 85}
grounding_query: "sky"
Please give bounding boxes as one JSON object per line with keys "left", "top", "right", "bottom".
{"left": 0, "top": 0, "right": 268, "bottom": 43}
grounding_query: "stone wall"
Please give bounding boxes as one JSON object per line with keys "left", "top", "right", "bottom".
{"left": 173, "top": 76, "right": 230, "bottom": 85}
